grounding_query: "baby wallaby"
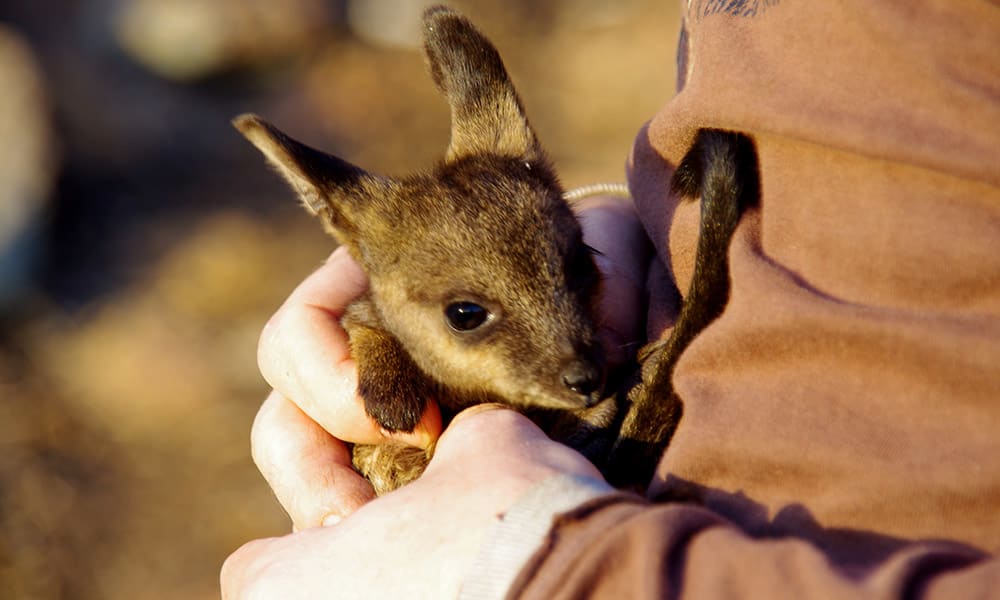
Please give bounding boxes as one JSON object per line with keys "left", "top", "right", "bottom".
{"left": 235, "top": 6, "right": 616, "bottom": 494}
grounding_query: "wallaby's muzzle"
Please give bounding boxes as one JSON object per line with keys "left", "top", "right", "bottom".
{"left": 561, "top": 348, "right": 606, "bottom": 406}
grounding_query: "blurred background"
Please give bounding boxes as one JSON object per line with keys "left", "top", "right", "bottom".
{"left": 0, "top": 1, "right": 679, "bottom": 598}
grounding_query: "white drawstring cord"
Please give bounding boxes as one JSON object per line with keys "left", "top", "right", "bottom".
{"left": 562, "top": 182, "right": 631, "bottom": 201}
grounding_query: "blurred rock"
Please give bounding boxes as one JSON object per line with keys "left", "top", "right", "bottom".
{"left": 0, "top": 26, "right": 54, "bottom": 312}
{"left": 346, "top": 0, "right": 435, "bottom": 48}
{"left": 302, "top": 37, "right": 450, "bottom": 173}
{"left": 303, "top": 0, "right": 675, "bottom": 184}
{"left": 113, "top": 0, "right": 338, "bottom": 81}
{"left": 539, "top": 0, "right": 675, "bottom": 183}
{"left": 33, "top": 212, "right": 330, "bottom": 445}
{"left": 8, "top": 212, "right": 328, "bottom": 599}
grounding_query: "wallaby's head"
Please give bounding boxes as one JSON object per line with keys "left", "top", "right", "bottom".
{"left": 234, "top": 6, "right": 605, "bottom": 410}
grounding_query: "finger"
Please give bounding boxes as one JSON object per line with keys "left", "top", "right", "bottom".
{"left": 258, "top": 246, "right": 375, "bottom": 443}
{"left": 433, "top": 406, "right": 603, "bottom": 482}
{"left": 574, "top": 194, "right": 650, "bottom": 288}
{"left": 252, "top": 390, "right": 376, "bottom": 529}
{"left": 574, "top": 196, "right": 652, "bottom": 365}
{"left": 221, "top": 530, "right": 331, "bottom": 599}
{"left": 221, "top": 536, "right": 280, "bottom": 600}
{"left": 259, "top": 246, "right": 440, "bottom": 447}
{"left": 448, "top": 401, "right": 507, "bottom": 423}
{"left": 221, "top": 526, "right": 376, "bottom": 600}
{"left": 593, "top": 252, "right": 645, "bottom": 367}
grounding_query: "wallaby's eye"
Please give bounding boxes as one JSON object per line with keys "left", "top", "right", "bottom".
{"left": 445, "top": 302, "right": 490, "bottom": 332}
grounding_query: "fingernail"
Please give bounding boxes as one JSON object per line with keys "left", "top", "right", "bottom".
{"left": 417, "top": 426, "right": 438, "bottom": 451}
{"left": 388, "top": 401, "right": 443, "bottom": 449}
{"left": 388, "top": 424, "right": 437, "bottom": 450}
{"left": 322, "top": 513, "right": 342, "bottom": 527}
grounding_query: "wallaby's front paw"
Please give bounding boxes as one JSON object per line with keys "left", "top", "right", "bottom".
{"left": 358, "top": 363, "right": 429, "bottom": 433}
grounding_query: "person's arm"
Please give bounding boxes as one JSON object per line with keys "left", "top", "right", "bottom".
{"left": 507, "top": 499, "right": 998, "bottom": 599}
{"left": 223, "top": 404, "right": 624, "bottom": 599}
{"left": 227, "top": 392, "right": 999, "bottom": 600}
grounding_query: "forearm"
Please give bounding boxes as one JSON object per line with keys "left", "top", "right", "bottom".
{"left": 459, "top": 474, "right": 630, "bottom": 600}
{"left": 504, "top": 499, "right": 996, "bottom": 599}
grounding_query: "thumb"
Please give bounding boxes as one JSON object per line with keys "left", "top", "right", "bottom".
{"left": 428, "top": 405, "right": 604, "bottom": 482}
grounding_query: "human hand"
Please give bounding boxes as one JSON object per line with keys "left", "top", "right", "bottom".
{"left": 226, "top": 195, "right": 647, "bottom": 596}
{"left": 254, "top": 247, "right": 443, "bottom": 528}
{"left": 573, "top": 193, "right": 652, "bottom": 365}
{"left": 222, "top": 406, "right": 604, "bottom": 599}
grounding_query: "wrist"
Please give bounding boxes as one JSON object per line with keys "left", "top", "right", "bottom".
{"left": 459, "top": 474, "right": 616, "bottom": 600}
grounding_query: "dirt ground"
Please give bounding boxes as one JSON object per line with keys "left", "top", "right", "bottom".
{"left": 0, "top": 1, "right": 679, "bottom": 597}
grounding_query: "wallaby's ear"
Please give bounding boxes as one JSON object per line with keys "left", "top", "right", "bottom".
{"left": 422, "top": 6, "right": 540, "bottom": 162}
{"left": 232, "top": 113, "right": 385, "bottom": 240}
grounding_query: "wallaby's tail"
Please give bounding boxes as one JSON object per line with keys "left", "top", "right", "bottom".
{"left": 604, "top": 129, "right": 760, "bottom": 490}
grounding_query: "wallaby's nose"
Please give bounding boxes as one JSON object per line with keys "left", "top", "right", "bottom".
{"left": 561, "top": 359, "right": 604, "bottom": 399}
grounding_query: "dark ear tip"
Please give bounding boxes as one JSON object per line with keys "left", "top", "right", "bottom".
{"left": 422, "top": 4, "right": 474, "bottom": 40}
{"left": 422, "top": 5, "right": 459, "bottom": 26}
{"left": 421, "top": 5, "right": 501, "bottom": 77}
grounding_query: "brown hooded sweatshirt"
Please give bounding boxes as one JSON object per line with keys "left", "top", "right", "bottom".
{"left": 467, "top": 2, "right": 1000, "bottom": 598}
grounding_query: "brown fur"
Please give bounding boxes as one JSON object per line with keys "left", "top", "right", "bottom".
{"left": 235, "top": 6, "right": 756, "bottom": 494}
{"left": 234, "top": 6, "right": 617, "bottom": 495}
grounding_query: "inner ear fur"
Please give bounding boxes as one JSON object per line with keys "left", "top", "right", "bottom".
{"left": 232, "top": 113, "right": 388, "bottom": 241}
{"left": 422, "top": 6, "right": 540, "bottom": 162}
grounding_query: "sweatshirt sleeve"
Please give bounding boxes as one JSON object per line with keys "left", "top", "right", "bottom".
{"left": 458, "top": 474, "right": 631, "bottom": 600}
{"left": 475, "top": 3, "right": 1000, "bottom": 597}
{"left": 506, "top": 498, "right": 999, "bottom": 599}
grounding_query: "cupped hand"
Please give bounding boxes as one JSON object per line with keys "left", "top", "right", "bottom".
{"left": 223, "top": 406, "right": 604, "bottom": 600}
{"left": 573, "top": 193, "right": 652, "bottom": 365}
{"left": 253, "top": 246, "right": 442, "bottom": 528}
{"left": 257, "top": 246, "right": 442, "bottom": 448}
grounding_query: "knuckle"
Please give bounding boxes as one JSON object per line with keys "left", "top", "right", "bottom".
{"left": 256, "top": 304, "right": 305, "bottom": 391}
{"left": 249, "top": 393, "right": 298, "bottom": 485}
{"left": 249, "top": 403, "right": 274, "bottom": 472}
{"left": 220, "top": 538, "right": 278, "bottom": 599}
